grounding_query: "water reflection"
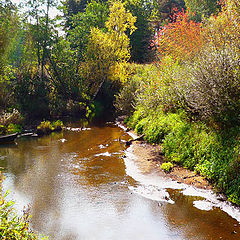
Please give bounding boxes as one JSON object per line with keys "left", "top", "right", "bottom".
{"left": 0, "top": 121, "right": 239, "bottom": 239}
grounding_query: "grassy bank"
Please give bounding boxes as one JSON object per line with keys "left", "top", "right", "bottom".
{"left": 115, "top": 1, "right": 240, "bottom": 205}
{"left": 125, "top": 108, "right": 240, "bottom": 205}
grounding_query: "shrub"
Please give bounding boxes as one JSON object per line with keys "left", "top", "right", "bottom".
{"left": 37, "top": 120, "right": 64, "bottom": 135}
{"left": 183, "top": 45, "right": 240, "bottom": 126}
{"left": 0, "top": 125, "right": 6, "bottom": 135}
{"left": 37, "top": 121, "right": 53, "bottom": 134}
{"left": 161, "top": 162, "right": 173, "bottom": 172}
{"left": 7, "top": 123, "right": 22, "bottom": 134}
{"left": 0, "top": 175, "right": 48, "bottom": 239}
{"left": 0, "top": 109, "right": 23, "bottom": 126}
{"left": 115, "top": 64, "right": 158, "bottom": 116}
{"left": 114, "top": 72, "right": 140, "bottom": 115}
{"left": 131, "top": 59, "right": 188, "bottom": 117}
{"left": 51, "top": 120, "right": 64, "bottom": 131}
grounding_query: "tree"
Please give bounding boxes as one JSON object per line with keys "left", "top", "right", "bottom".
{"left": 62, "top": 0, "right": 108, "bottom": 29}
{"left": 68, "top": 0, "right": 109, "bottom": 61}
{"left": 125, "top": 0, "right": 154, "bottom": 63}
{"left": 184, "top": 0, "right": 219, "bottom": 21}
{"left": 84, "top": 0, "right": 136, "bottom": 101}
{"left": 152, "top": 9, "right": 203, "bottom": 61}
{"left": 0, "top": 0, "right": 19, "bottom": 111}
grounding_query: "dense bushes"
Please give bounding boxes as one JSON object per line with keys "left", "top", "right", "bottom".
{"left": 0, "top": 175, "right": 47, "bottom": 239}
{"left": 0, "top": 109, "right": 23, "bottom": 135}
{"left": 126, "top": 109, "right": 240, "bottom": 204}
{"left": 37, "top": 120, "right": 64, "bottom": 135}
{"left": 116, "top": 0, "right": 240, "bottom": 205}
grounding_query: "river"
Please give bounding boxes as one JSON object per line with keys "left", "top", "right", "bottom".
{"left": 0, "top": 120, "right": 240, "bottom": 240}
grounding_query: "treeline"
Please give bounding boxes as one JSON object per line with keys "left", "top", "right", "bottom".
{"left": 116, "top": 0, "right": 240, "bottom": 205}
{"left": 0, "top": 0, "right": 187, "bottom": 123}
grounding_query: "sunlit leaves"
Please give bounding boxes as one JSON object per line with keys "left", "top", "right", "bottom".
{"left": 153, "top": 9, "right": 203, "bottom": 61}
{"left": 84, "top": 0, "right": 136, "bottom": 87}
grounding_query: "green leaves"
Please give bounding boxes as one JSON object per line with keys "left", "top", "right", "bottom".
{"left": 0, "top": 188, "right": 47, "bottom": 239}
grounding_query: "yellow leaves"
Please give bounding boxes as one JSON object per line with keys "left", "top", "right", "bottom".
{"left": 108, "top": 61, "right": 135, "bottom": 84}
{"left": 105, "top": 1, "right": 137, "bottom": 35}
{"left": 203, "top": 0, "right": 240, "bottom": 52}
{"left": 84, "top": 1, "right": 137, "bottom": 84}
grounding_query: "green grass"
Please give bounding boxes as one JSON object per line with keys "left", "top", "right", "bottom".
{"left": 126, "top": 108, "right": 240, "bottom": 205}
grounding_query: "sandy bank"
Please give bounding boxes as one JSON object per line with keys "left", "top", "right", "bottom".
{"left": 128, "top": 140, "right": 213, "bottom": 191}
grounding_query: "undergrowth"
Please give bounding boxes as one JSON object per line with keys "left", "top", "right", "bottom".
{"left": 126, "top": 108, "right": 240, "bottom": 205}
{"left": 0, "top": 175, "right": 48, "bottom": 239}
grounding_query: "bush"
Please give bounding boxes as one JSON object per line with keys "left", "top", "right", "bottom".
{"left": 37, "top": 120, "right": 64, "bottom": 135}
{"left": 0, "top": 109, "right": 23, "bottom": 126}
{"left": 114, "top": 73, "right": 140, "bottom": 115}
{"left": 51, "top": 120, "right": 64, "bottom": 131}
{"left": 115, "top": 64, "right": 157, "bottom": 116}
{"left": 0, "top": 125, "right": 6, "bottom": 135}
{"left": 0, "top": 175, "right": 48, "bottom": 239}
{"left": 183, "top": 45, "right": 240, "bottom": 125}
{"left": 161, "top": 162, "right": 173, "bottom": 172}
{"left": 7, "top": 123, "right": 22, "bottom": 134}
{"left": 37, "top": 121, "right": 53, "bottom": 134}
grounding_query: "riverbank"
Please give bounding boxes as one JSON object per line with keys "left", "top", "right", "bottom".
{"left": 118, "top": 118, "right": 213, "bottom": 191}
{"left": 129, "top": 141, "right": 213, "bottom": 191}
{"left": 120, "top": 108, "right": 240, "bottom": 206}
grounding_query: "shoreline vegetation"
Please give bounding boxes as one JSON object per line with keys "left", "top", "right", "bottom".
{"left": 1, "top": 0, "right": 240, "bottom": 238}
{"left": 114, "top": 0, "right": 240, "bottom": 206}
{"left": 118, "top": 119, "right": 213, "bottom": 191}
{"left": 0, "top": 174, "right": 48, "bottom": 239}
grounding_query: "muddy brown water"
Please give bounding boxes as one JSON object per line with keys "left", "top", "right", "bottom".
{"left": 0, "top": 121, "right": 240, "bottom": 240}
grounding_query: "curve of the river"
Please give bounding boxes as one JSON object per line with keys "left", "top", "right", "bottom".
{"left": 0, "top": 121, "right": 240, "bottom": 240}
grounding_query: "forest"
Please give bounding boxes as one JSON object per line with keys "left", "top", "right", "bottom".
{"left": 1, "top": 0, "right": 240, "bottom": 238}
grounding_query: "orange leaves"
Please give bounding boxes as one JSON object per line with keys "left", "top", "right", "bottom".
{"left": 153, "top": 9, "right": 204, "bottom": 61}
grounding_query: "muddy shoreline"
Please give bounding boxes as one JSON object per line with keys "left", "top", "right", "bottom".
{"left": 117, "top": 117, "right": 214, "bottom": 191}
{"left": 129, "top": 140, "right": 213, "bottom": 190}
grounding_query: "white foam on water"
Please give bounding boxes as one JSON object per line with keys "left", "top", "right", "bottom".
{"left": 65, "top": 127, "right": 81, "bottom": 131}
{"left": 124, "top": 146, "right": 186, "bottom": 190}
{"left": 129, "top": 185, "right": 174, "bottom": 204}
{"left": 82, "top": 128, "right": 91, "bottom": 131}
{"left": 116, "top": 122, "right": 138, "bottom": 139}
{"left": 123, "top": 145, "right": 240, "bottom": 222}
{"left": 65, "top": 127, "right": 91, "bottom": 131}
{"left": 193, "top": 200, "right": 213, "bottom": 211}
{"left": 95, "top": 152, "right": 112, "bottom": 157}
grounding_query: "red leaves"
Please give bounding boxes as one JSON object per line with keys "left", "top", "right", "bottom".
{"left": 152, "top": 9, "right": 203, "bottom": 61}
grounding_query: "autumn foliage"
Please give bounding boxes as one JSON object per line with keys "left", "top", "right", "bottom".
{"left": 152, "top": 9, "right": 203, "bottom": 61}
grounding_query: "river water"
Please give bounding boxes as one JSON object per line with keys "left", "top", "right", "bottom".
{"left": 0, "top": 121, "right": 240, "bottom": 240}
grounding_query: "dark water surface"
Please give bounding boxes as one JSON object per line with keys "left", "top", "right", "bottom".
{"left": 0, "top": 121, "right": 240, "bottom": 240}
